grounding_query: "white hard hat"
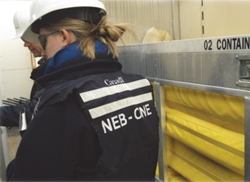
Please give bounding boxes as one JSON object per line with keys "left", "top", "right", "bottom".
{"left": 24, "top": 0, "right": 106, "bottom": 43}
{"left": 13, "top": 6, "right": 38, "bottom": 42}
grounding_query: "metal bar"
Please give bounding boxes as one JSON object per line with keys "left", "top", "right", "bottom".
{"left": 20, "top": 97, "right": 29, "bottom": 101}
{"left": 5, "top": 100, "right": 18, "bottom": 105}
{"left": 12, "top": 98, "right": 21, "bottom": 101}
{"left": 1, "top": 127, "right": 10, "bottom": 167}
{"left": 0, "top": 86, "right": 10, "bottom": 181}
{"left": 19, "top": 98, "right": 29, "bottom": 102}
{"left": 148, "top": 78, "right": 250, "bottom": 98}
{"left": 154, "top": 82, "right": 168, "bottom": 182}
{"left": 0, "top": 127, "right": 10, "bottom": 182}
{"left": 6, "top": 99, "right": 19, "bottom": 105}
{"left": 0, "top": 128, "right": 4, "bottom": 182}
{"left": 13, "top": 98, "right": 24, "bottom": 104}
{"left": 2, "top": 101, "right": 16, "bottom": 106}
{"left": 245, "top": 97, "right": 250, "bottom": 181}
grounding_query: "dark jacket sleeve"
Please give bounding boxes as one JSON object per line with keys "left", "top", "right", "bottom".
{"left": 0, "top": 89, "right": 43, "bottom": 127}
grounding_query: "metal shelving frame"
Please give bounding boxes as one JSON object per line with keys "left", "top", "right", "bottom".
{"left": 119, "top": 35, "right": 250, "bottom": 181}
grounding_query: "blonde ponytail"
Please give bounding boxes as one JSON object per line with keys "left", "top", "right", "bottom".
{"left": 43, "top": 15, "right": 134, "bottom": 60}
{"left": 80, "top": 15, "right": 133, "bottom": 59}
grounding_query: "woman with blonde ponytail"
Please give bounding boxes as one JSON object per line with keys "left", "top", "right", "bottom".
{"left": 42, "top": 15, "right": 132, "bottom": 60}
{"left": 7, "top": 0, "right": 159, "bottom": 181}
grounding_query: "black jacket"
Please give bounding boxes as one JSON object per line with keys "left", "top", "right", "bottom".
{"left": 0, "top": 58, "right": 49, "bottom": 128}
{"left": 8, "top": 54, "right": 159, "bottom": 181}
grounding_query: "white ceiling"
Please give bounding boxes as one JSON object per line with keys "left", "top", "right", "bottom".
{"left": 0, "top": 0, "right": 32, "bottom": 1}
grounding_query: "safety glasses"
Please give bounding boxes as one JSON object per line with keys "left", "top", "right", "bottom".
{"left": 38, "top": 30, "right": 59, "bottom": 50}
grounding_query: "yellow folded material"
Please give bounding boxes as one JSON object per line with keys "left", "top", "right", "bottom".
{"left": 167, "top": 167, "right": 189, "bottom": 182}
{"left": 164, "top": 85, "right": 245, "bottom": 134}
{"left": 167, "top": 136, "right": 244, "bottom": 182}
{"left": 155, "top": 163, "right": 188, "bottom": 182}
{"left": 166, "top": 107, "right": 244, "bottom": 175}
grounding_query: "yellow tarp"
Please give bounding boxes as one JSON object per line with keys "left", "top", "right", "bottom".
{"left": 164, "top": 85, "right": 245, "bottom": 134}
{"left": 162, "top": 85, "right": 245, "bottom": 181}
{"left": 167, "top": 136, "right": 244, "bottom": 181}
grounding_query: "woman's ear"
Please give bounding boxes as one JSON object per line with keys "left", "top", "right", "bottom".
{"left": 59, "top": 29, "right": 70, "bottom": 47}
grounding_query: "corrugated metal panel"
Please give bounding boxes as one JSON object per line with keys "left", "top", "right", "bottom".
{"left": 101, "top": 0, "right": 173, "bottom": 44}
{"left": 119, "top": 35, "right": 250, "bottom": 93}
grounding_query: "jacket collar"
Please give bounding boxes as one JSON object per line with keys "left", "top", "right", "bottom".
{"left": 44, "top": 42, "right": 108, "bottom": 75}
{"left": 36, "top": 54, "right": 122, "bottom": 88}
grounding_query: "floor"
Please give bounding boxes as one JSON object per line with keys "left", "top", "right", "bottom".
{"left": 7, "top": 127, "right": 21, "bottom": 160}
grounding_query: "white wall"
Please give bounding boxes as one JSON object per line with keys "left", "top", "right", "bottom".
{"left": 203, "top": 0, "right": 250, "bottom": 37}
{"left": 178, "top": 0, "right": 250, "bottom": 39}
{"left": 0, "top": 1, "right": 33, "bottom": 101}
{"left": 178, "top": 0, "right": 202, "bottom": 40}
{"left": 103, "top": 0, "right": 250, "bottom": 41}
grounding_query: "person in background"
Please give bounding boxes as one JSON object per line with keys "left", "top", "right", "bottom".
{"left": 0, "top": 7, "right": 48, "bottom": 132}
{"left": 23, "top": 40, "right": 43, "bottom": 57}
{"left": 7, "top": 0, "right": 159, "bottom": 181}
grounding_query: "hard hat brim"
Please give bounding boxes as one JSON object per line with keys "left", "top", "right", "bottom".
{"left": 23, "top": 0, "right": 106, "bottom": 43}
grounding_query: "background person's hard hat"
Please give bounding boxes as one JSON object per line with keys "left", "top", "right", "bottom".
{"left": 13, "top": 6, "right": 37, "bottom": 42}
{"left": 24, "top": 0, "right": 106, "bottom": 44}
